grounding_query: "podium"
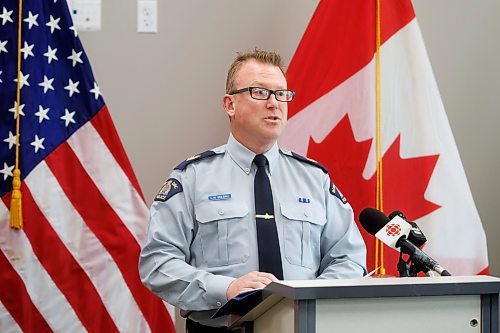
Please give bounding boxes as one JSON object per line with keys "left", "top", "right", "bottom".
{"left": 229, "top": 276, "right": 500, "bottom": 333}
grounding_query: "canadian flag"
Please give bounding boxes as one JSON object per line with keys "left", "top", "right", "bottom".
{"left": 280, "top": 0, "right": 489, "bottom": 276}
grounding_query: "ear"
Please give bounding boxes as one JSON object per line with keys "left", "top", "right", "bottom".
{"left": 222, "top": 94, "right": 235, "bottom": 118}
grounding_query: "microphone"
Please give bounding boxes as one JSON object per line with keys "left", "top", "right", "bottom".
{"left": 359, "top": 208, "right": 451, "bottom": 276}
{"left": 388, "top": 211, "right": 427, "bottom": 248}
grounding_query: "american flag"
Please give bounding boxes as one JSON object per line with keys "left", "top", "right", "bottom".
{"left": 0, "top": 0, "right": 174, "bottom": 332}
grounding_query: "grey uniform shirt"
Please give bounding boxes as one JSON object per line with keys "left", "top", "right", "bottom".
{"left": 139, "top": 134, "right": 367, "bottom": 326}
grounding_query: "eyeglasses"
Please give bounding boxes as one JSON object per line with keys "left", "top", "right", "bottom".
{"left": 229, "top": 87, "right": 296, "bottom": 102}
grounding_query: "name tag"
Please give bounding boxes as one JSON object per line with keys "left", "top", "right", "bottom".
{"left": 208, "top": 194, "right": 232, "bottom": 201}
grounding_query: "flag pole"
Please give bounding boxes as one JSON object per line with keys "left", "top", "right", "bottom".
{"left": 10, "top": 0, "right": 24, "bottom": 229}
{"left": 375, "top": 0, "right": 385, "bottom": 275}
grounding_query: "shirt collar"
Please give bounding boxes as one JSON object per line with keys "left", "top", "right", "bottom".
{"left": 226, "top": 133, "right": 279, "bottom": 175}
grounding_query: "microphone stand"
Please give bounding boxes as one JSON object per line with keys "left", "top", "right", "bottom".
{"left": 397, "top": 253, "right": 411, "bottom": 277}
{"left": 396, "top": 237, "right": 451, "bottom": 277}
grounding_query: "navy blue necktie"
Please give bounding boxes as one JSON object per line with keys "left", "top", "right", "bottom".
{"left": 253, "top": 154, "right": 284, "bottom": 280}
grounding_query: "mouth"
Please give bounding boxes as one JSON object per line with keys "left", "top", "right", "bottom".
{"left": 264, "top": 116, "right": 280, "bottom": 121}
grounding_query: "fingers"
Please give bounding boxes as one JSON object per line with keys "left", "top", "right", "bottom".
{"left": 226, "top": 271, "right": 280, "bottom": 300}
{"left": 248, "top": 271, "right": 278, "bottom": 281}
{"left": 238, "top": 288, "right": 254, "bottom": 294}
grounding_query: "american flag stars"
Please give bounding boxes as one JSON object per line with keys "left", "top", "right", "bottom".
{"left": 3, "top": 131, "right": 17, "bottom": 150}
{"left": 35, "top": 105, "right": 50, "bottom": 123}
{"left": 67, "top": 49, "right": 83, "bottom": 67}
{"left": 0, "top": 40, "right": 8, "bottom": 53}
{"left": 46, "top": 14, "right": 61, "bottom": 33}
{"left": 20, "top": 41, "right": 34, "bottom": 59}
{"left": 38, "top": 75, "right": 55, "bottom": 93}
{"left": 0, "top": 162, "right": 14, "bottom": 180}
{"left": 60, "top": 108, "right": 76, "bottom": 127}
{"left": 23, "top": 11, "right": 39, "bottom": 29}
{"left": 8, "top": 102, "right": 25, "bottom": 118}
{"left": 64, "top": 78, "right": 80, "bottom": 96}
{"left": 13, "top": 71, "right": 30, "bottom": 89}
{"left": 30, "top": 134, "right": 45, "bottom": 153}
{"left": 0, "top": 1, "right": 174, "bottom": 330}
{"left": 43, "top": 45, "right": 58, "bottom": 63}
{"left": 0, "top": 1, "right": 105, "bottom": 188}
{"left": 0, "top": 7, "right": 13, "bottom": 25}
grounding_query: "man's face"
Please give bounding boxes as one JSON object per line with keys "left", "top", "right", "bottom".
{"left": 223, "top": 60, "right": 288, "bottom": 153}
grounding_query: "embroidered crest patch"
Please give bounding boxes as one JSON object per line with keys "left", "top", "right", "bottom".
{"left": 154, "top": 178, "right": 183, "bottom": 202}
{"left": 329, "top": 181, "right": 348, "bottom": 204}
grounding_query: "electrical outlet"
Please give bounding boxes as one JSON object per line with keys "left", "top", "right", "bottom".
{"left": 67, "top": 0, "right": 102, "bottom": 31}
{"left": 138, "top": 0, "right": 157, "bottom": 33}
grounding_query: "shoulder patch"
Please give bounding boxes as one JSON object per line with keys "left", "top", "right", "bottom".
{"left": 154, "top": 178, "right": 183, "bottom": 202}
{"left": 279, "top": 149, "right": 328, "bottom": 174}
{"left": 174, "top": 150, "right": 222, "bottom": 171}
{"left": 329, "top": 181, "right": 348, "bottom": 204}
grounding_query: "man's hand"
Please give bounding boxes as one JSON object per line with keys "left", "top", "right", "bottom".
{"left": 226, "top": 271, "right": 279, "bottom": 300}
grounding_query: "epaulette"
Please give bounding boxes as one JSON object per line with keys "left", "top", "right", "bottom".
{"left": 174, "top": 149, "right": 223, "bottom": 171}
{"left": 279, "top": 148, "right": 328, "bottom": 174}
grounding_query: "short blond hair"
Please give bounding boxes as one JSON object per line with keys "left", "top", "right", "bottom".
{"left": 225, "top": 48, "right": 286, "bottom": 94}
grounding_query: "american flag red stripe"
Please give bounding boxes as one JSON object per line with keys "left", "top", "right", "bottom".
{"left": 45, "top": 139, "right": 172, "bottom": 332}
{"left": 0, "top": 113, "right": 174, "bottom": 331}
{"left": 0, "top": 200, "right": 87, "bottom": 332}
{"left": 90, "top": 106, "right": 144, "bottom": 200}
{"left": 14, "top": 188, "right": 120, "bottom": 332}
{"left": 26, "top": 159, "right": 154, "bottom": 332}
{"left": 0, "top": 0, "right": 175, "bottom": 330}
{"left": 0, "top": 248, "right": 52, "bottom": 333}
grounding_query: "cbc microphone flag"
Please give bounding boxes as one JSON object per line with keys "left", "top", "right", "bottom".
{"left": 281, "top": 0, "right": 489, "bottom": 276}
{"left": 0, "top": 0, "right": 175, "bottom": 332}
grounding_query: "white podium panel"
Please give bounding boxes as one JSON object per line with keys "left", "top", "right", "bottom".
{"left": 232, "top": 276, "right": 500, "bottom": 333}
{"left": 316, "top": 295, "right": 481, "bottom": 333}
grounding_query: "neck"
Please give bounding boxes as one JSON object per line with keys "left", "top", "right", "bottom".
{"left": 231, "top": 132, "right": 275, "bottom": 154}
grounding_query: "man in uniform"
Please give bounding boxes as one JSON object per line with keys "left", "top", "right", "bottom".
{"left": 139, "top": 49, "right": 367, "bottom": 332}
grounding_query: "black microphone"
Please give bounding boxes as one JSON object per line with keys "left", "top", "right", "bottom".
{"left": 359, "top": 208, "right": 451, "bottom": 276}
{"left": 388, "top": 211, "right": 427, "bottom": 248}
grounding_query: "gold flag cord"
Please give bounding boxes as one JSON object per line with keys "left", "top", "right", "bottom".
{"left": 10, "top": 0, "right": 24, "bottom": 229}
{"left": 374, "top": 0, "right": 385, "bottom": 275}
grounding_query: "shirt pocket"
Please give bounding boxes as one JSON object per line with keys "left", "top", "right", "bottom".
{"left": 280, "top": 202, "right": 326, "bottom": 269}
{"left": 195, "top": 201, "right": 250, "bottom": 267}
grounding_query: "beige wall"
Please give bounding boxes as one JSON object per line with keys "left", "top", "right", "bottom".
{"left": 80, "top": 0, "right": 499, "bottom": 277}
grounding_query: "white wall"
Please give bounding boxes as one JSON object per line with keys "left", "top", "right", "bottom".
{"left": 80, "top": 0, "right": 499, "bottom": 277}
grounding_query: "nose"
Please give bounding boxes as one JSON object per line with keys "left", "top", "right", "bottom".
{"left": 266, "top": 93, "right": 279, "bottom": 109}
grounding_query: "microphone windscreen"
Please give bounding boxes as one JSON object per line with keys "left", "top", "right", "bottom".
{"left": 359, "top": 208, "right": 390, "bottom": 235}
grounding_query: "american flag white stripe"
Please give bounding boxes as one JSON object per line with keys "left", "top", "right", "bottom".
{"left": 0, "top": 202, "right": 86, "bottom": 333}
{"left": 67, "top": 121, "right": 149, "bottom": 246}
{"left": 25, "top": 161, "right": 151, "bottom": 333}
{"left": 0, "top": 0, "right": 175, "bottom": 330}
{"left": 0, "top": 301, "right": 22, "bottom": 333}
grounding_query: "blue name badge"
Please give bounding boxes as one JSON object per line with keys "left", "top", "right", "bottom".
{"left": 208, "top": 194, "right": 232, "bottom": 201}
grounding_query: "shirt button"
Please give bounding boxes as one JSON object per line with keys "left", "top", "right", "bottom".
{"left": 218, "top": 209, "right": 224, "bottom": 215}
{"left": 216, "top": 301, "right": 222, "bottom": 307}
{"left": 244, "top": 167, "right": 250, "bottom": 173}
{"left": 304, "top": 212, "right": 309, "bottom": 217}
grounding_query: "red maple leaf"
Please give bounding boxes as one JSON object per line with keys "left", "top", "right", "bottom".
{"left": 307, "top": 114, "right": 440, "bottom": 276}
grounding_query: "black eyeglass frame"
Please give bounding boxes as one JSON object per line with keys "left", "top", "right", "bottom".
{"left": 229, "top": 87, "right": 296, "bottom": 102}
